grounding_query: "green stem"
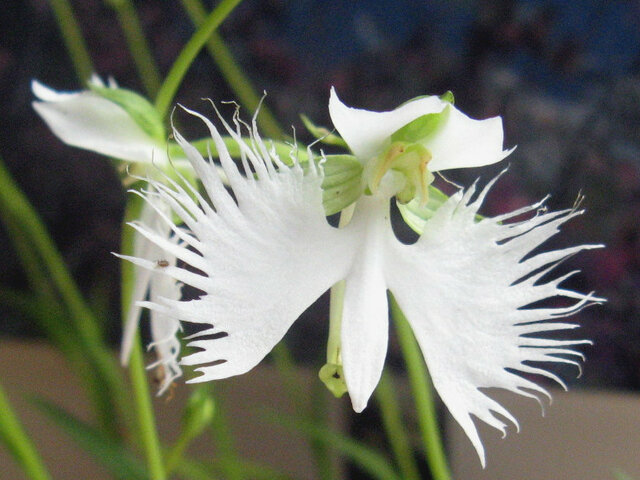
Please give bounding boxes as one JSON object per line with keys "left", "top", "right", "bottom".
{"left": 179, "top": 0, "right": 284, "bottom": 138}
{"left": 46, "top": 0, "right": 93, "bottom": 81}
{"left": 154, "top": 0, "right": 245, "bottom": 118}
{"left": 0, "top": 381, "right": 52, "bottom": 480}
{"left": 209, "top": 392, "right": 244, "bottom": 480}
{"left": 325, "top": 204, "right": 355, "bottom": 365}
{"left": 375, "top": 371, "right": 421, "bottom": 480}
{"left": 127, "top": 340, "right": 166, "bottom": 480}
{"left": 120, "top": 194, "right": 166, "bottom": 480}
{"left": 391, "top": 294, "right": 451, "bottom": 480}
{"left": 104, "top": 0, "right": 162, "bottom": 96}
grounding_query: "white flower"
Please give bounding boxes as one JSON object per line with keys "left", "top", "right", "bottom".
{"left": 120, "top": 96, "right": 602, "bottom": 466}
{"left": 32, "top": 76, "right": 169, "bottom": 164}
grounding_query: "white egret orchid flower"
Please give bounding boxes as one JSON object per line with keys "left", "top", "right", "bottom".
{"left": 118, "top": 92, "right": 601, "bottom": 466}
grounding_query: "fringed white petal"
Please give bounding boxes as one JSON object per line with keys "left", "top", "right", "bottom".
{"left": 384, "top": 173, "right": 603, "bottom": 467}
{"left": 127, "top": 106, "right": 354, "bottom": 382}
{"left": 32, "top": 80, "right": 166, "bottom": 163}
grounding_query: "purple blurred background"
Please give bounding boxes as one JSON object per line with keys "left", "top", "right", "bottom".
{"left": 1, "top": 0, "right": 639, "bottom": 395}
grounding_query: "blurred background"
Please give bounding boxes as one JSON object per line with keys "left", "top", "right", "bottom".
{"left": 1, "top": 0, "right": 639, "bottom": 478}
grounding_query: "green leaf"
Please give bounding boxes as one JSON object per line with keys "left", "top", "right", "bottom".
{"left": 89, "top": 84, "right": 166, "bottom": 142}
{"left": 300, "top": 114, "right": 348, "bottom": 148}
{"left": 397, "top": 185, "right": 450, "bottom": 234}
{"left": 320, "top": 155, "right": 363, "bottom": 215}
{"left": 0, "top": 383, "right": 51, "bottom": 480}
{"left": 390, "top": 107, "right": 450, "bottom": 144}
{"left": 264, "top": 411, "right": 402, "bottom": 480}
{"left": 32, "top": 397, "right": 150, "bottom": 480}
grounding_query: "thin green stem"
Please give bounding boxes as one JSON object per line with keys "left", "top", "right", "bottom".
{"left": 127, "top": 340, "right": 166, "bottom": 480}
{"left": 391, "top": 294, "right": 452, "bottom": 480}
{"left": 375, "top": 371, "right": 421, "bottom": 480}
{"left": 120, "top": 194, "right": 166, "bottom": 480}
{"left": 209, "top": 392, "right": 244, "bottom": 480}
{"left": 179, "top": 0, "right": 284, "bottom": 138}
{"left": 0, "top": 382, "right": 52, "bottom": 480}
{"left": 154, "top": 0, "right": 245, "bottom": 118}
{"left": 46, "top": 0, "right": 93, "bottom": 81}
{"left": 104, "top": 0, "right": 162, "bottom": 96}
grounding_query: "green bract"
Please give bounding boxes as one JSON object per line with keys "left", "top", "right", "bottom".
{"left": 89, "top": 83, "right": 166, "bottom": 142}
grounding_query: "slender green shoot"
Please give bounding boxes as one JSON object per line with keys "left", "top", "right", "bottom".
{"left": 0, "top": 383, "right": 52, "bottom": 480}
{"left": 104, "top": 0, "right": 162, "bottom": 96}
{"left": 46, "top": 0, "right": 93, "bottom": 81}
{"left": 375, "top": 371, "right": 421, "bottom": 480}
{"left": 154, "top": 0, "right": 245, "bottom": 118}
{"left": 120, "top": 194, "right": 166, "bottom": 480}
{"left": 179, "top": 0, "right": 284, "bottom": 138}
{"left": 391, "top": 294, "right": 452, "bottom": 480}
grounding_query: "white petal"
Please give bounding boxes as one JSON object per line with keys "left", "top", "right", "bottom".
{"left": 384, "top": 175, "right": 602, "bottom": 467}
{"left": 126, "top": 109, "right": 355, "bottom": 382}
{"left": 427, "top": 108, "right": 513, "bottom": 172}
{"left": 329, "top": 87, "right": 447, "bottom": 160}
{"left": 340, "top": 195, "right": 393, "bottom": 412}
{"left": 32, "top": 80, "right": 166, "bottom": 163}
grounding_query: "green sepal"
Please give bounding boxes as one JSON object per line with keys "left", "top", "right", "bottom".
{"left": 318, "top": 363, "right": 348, "bottom": 398}
{"left": 319, "top": 155, "right": 363, "bottom": 215}
{"left": 300, "top": 114, "right": 348, "bottom": 148}
{"left": 390, "top": 106, "right": 450, "bottom": 144}
{"left": 397, "top": 185, "right": 450, "bottom": 234}
{"left": 88, "top": 84, "right": 166, "bottom": 142}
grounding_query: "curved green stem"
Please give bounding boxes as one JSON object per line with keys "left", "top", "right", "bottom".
{"left": 375, "top": 371, "right": 421, "bottom": 480}
{"left": 154, "top": 0, "right": 245, "bottom": 118}
{"left": 391, "top": 294, "right": 451, "bottom": 480}
{"left": 179, "top": 0, "right": 284, "bottom": 138}
{"left": 128, "top": 340, "right": 166, "bottom": 480}
{"left": 120, "top": 194, "right": 166, "bottom": 480}
{"left": 47, "top": 0, "right": 93, "bottom": 81}
{"left": 104, "top": 0, "right": 162, "bottom": 96}
{"left": 0, "top": 382, "right": 52, "bottom": 480}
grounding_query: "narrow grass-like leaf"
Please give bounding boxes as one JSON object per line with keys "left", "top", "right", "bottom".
{"left": 264, "top": 411, "right": 402, "bottom": 480}
{"left": 0, "top": 383, "right": 51, "bottom": 480}
{"left": 32, "top": 397, "right": 149, "bottom": 480}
